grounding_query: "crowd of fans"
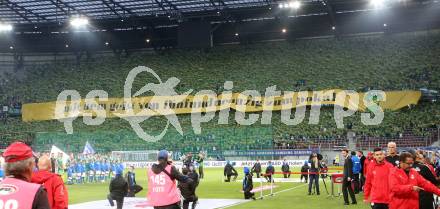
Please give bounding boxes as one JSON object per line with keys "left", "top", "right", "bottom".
{"left": 0, "top": 31, "right": 440, "bottom": 154}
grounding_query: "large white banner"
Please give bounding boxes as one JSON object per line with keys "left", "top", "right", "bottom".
{"left": 124, "top": 160, "right": 308, "bottom": 169}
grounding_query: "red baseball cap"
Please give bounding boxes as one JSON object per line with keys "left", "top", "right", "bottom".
{"left": 3, "top": 142, "right": 34, "bottom": 163}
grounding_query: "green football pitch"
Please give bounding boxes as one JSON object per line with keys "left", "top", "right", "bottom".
{"left": 67, "top": 167, "right": 369, "bottom": 209}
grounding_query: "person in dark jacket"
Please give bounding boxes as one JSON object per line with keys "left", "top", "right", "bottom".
{"left": 281, "top": 159, "right": 290, "bottom": 178}
{"left": 188, "top": 166, "right": 199, "bottom": 188}
{"left": 125, "top": 165, "right": 142, "bottom": 197}
{"left": 351, "top": 151, "right": 361, "bottom": 194}
{"left": 178, "top": 168, "right": 198, "bottom": 209}
{"left": 413, "top": 150, "right": 440, "bottom": 209}
{"left": 357, "top": 150, "right": 366, "bottom": 191}
{"left": 342, "top": 149, "right": 356, "bottom": 205}
{"left": 183, "top": 153, "right": 194, "bottom": 169}
{"left": 243, "top": 167, "right": 255, "bottom": 200}
{"left": 224, "top": 161, "right": 238, "bottom": 182}
{"left": 300, "top": 161, "right": 309, "bottom": 183}
{"left": 308, "top": 153, "right": 320, "bottom": 195}
{"left": 385, "top": 142, "right": 399, "bottom": 167}
{"left": 50, "top": 153, "right": 57, "bottom": 174}
{"left": 265, "top": 161, "right": 275, "bottom": 183}
{"left": 251, "top": 160, "right": 262, "bottom": 178}
{"left": 107, "top": 167, "right": 128, "bottom": 209}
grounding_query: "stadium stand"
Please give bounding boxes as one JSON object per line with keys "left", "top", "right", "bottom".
{"left": 1, "top": 30, "right": 439, "bottom": 153}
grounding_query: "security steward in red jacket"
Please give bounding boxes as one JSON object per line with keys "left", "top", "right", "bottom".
{"left": 389, "top": 152, "right": 440, "bottom": 209}
{"left": 364, "top": 148, "right": 394, "bottom": 209}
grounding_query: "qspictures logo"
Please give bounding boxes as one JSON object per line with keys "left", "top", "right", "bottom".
{"left": 54, "top": 66, "right": 386, "bottom": 142}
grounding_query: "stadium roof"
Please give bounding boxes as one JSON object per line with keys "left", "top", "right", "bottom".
{"left": 0, "top": 0, "right": 437, "bottom": 27}
{"left": 0, "top": 0, "right": 406, "bottom": 25}
{"left": 0, "top": 0, "right": 279, "bottom": 24}
{"left": 0, "top": 0, "right": 439, "bottom": 52}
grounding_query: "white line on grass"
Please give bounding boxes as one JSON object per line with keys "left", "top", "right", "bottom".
{"left": 262, "top": 183, "right": 308, "bottom": 197}
{"left": 215, "top": 183, "right": 308, "bottom": 209}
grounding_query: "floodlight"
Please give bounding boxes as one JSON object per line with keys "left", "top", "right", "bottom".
{"left": 370, "top": 0, "right": 385, "bottom": 8}
{"left": 70, "top": 17, "right": 89, "bottom": 28}
{"left": 290, "top": 1, "right": 301, "bottom": 9}
{"left": 0, "top": 23, "right": 13, "bottom": 32}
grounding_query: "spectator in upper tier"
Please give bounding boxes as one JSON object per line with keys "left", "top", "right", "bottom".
{"left": 32, "top": 155, "right": 69, "bottom": 209}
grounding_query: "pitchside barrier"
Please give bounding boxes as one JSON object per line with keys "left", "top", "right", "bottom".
{"left": 330, "top": 173, "right": 344, "bottom": 198}
{"left": 124, "top": 160, "right": 317, "bottom": 168}
{"left": 231, "top": 168, "right": 344, "bottom": 199}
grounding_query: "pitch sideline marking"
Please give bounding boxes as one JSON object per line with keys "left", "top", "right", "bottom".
{"left": 216, "top": 183, "right": 308, "bottom": 209}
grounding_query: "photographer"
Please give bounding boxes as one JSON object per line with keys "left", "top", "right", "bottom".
{"left": 178, "top": 168, "right": 198, "bottom": 209}
{"left": 265, "top": 161, "right": 275, "bottom": 183}
{"left": 251, "top": 159, "right": 262, "bottom": 178}
{"left": 148, "top": 150, "right": 189, "bottom": 209}
{"left": 300, "top": 161, "right": 309, "bottom": 183}
{"left": 308, "top": 153, "right": 320, "bottom": 195}
{"left": 183, "top": 153, "right": 194, "bottom": 169}
{"left": 224, "top": 161, "right": 238, "bottom": 182}
{"left": 281, "top": 159, "right": 290, "bottom": 178}
{"left": 320, "top": 161, "right": 328, "bottom": 179}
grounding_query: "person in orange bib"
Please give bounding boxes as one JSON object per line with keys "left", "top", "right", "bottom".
{"left": 147, "top": 150, "right": 190, "bottom": 209}
{"left": 0, "top": 142, "right": 50, "bottom": 209}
